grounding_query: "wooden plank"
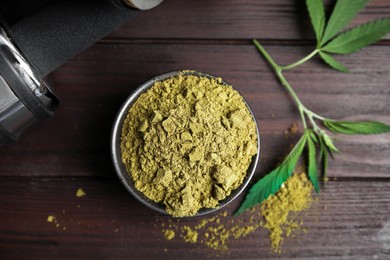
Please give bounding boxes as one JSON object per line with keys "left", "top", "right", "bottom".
{"left": 0, "top": 2, "right": 388, "bottom": 259}
{"left": 110, "top": 0, "right": 390, "bottom": 40}
{"left": 0, "top": 43, "right": 388, "bottom": 178}
{"left": 0, "top": 177, "right": 389, "bottom": 259}
{"left": 2, "top": 0, "right": 389, "bottom": 40}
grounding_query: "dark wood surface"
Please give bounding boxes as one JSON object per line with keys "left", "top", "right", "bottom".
{"left": 1, "top": 0, "right": 390, "bottom": 259}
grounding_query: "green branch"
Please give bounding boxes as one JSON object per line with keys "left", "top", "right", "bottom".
{"left": 236, "top": 0, "right": 390, "bottom": 217}
{"left": 280, "top": 49, "right": 320, "bottom": 70}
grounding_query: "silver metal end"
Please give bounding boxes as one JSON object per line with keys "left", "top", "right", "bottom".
{"left": 0, "top": 26, "right": 58, "bottom": 144}
{"left": 123, "top": 0, "right": 164, "bottom": 10}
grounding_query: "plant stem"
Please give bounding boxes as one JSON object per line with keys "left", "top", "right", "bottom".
{"left": 252, "top": 39, "right": 280, "bottom": 73}
{"left": 276, "top": 70, "right": 308, "bottom": 128}
{"left": 280, "top": 49, "right": 320, "bottom": 70}
{"left": 307, "top": 113, "right": 321, "bottom": 133}
{"left": 252, "top": 39, "right": 330, "bottom": 131}
{"left": 252, "top": 39, "right": 308, "bottom": 128}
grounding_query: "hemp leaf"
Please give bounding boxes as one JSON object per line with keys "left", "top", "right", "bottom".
{"left": 324, "top": 120, "right": 390, "bottom": 135}
{"left": 321, "top": 0, "right": 369, "bottom": 44}
{"left": 234, "top": 133, "right": 308, "bottom": 216}
{"left": 318, "top": 51, "right": 350, "bottom": 73}
{"left": 235, "top": 0, "right": 390, "bottom": 215}
{"left": 322, "top": 18, "right": 390, "bottom": 54}
{"left": 305, "top": 0, "right": 390, "bottom": 73}
{"left": 318, "top": 136, "right": 329, "bottom": 178}
{"left": 321, "top": 133, "right": 339, "bottom": 154}
{"left": 306, "top": 0, "right": 325, "bottom": 43}
{"left": 307, "top": 131, "right": 319, "bottom": 192}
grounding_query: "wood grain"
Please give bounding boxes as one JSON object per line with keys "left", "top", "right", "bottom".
{"left": 0, "top": 44, "right": 388, "bottom": 178}
{"left": 2, "top": 0, "right": 390, "bottom": 40}
{"left": 0, "top": 178, "right": 389, "bottom": 259}
{"left": 0, "top": 0, "right": 389, "bottom": 259}
{"left": 110, "top": 0, "right": 390, "bottom": 40}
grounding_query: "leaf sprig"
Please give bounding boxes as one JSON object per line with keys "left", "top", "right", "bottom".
{"left": 235, "top": 0, "right": 390, "bottom": 216}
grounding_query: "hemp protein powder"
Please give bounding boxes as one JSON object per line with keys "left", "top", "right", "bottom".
{"left": 120, "top": 73, "right": 258, "bottom": 217}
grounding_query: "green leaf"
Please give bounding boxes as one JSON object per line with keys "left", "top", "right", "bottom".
{"left": 322, "top": 133, "right": 339, "bottom": 153}
{"left": 309, "top": 131, "right": 318, "bottom": 142}
{"left": 319, "top": 51, "right": 350, "bottom": 73}
{"left": 235, "top": 134, "right": 308, "bottom": 216}
{"left": 318, "top": 134, "right": 330, "bottom": 178}
{"left": 322, "top": 18, "right": 390, "bottom": 54}
{"left": 318, "top": 133, "right": 325, "bottom": 159}
{"left": 322, "top": 0, "right": 369, "bottom": 44}
{"left": 306, "top": 0, "right": 326, "bottom": 43}
{"left": 324, "top": 120, "right": 390, "bottom": 135}
{"left": 307, "top": 132, "right": 320, "bottom": 192}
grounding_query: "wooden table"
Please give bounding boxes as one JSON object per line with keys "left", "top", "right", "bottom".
{"left": 1, "top": 0, "right": 390, "bottom": 259}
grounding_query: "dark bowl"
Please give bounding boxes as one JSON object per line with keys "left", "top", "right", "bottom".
{"left": 111, "top": 70, "right": 260, "bottom": 217}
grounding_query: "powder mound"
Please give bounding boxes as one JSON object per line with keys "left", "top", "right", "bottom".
{"left": 121, "top": 74, "right": 258, "bottom": 217}
{"left": 261, "top": 172, "right": 313, "bottom": 253}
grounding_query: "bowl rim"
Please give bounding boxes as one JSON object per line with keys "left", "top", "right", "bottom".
{"left": 111, "top": 70, "right": 260, "bottom": 217}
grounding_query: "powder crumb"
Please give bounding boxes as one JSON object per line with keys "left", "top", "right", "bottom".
{"left": 322, "top": 177, "right": 329, "bottom": 182}
{"left": 76, "top": 188, "right": 86, "bottom": 198}
{"left": 231, "top": 224, "right": 261, "bottom": 239}
{"left": 182, "top": 226, "right": 198, "bottom": 243}
{"left": 164, "top": 229, "right": 175, "bottom": 240}
{"left": 47, "top": 215, "right": 55, "bottom": 223}
{"left": 284, "top": 123, "right": 298, "bottom": 138}
{"left": 114, "top": 228, "right": 119, "bottom": 233}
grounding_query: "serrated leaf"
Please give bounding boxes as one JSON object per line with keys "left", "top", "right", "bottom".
{"left": 319, "top": 51, "right": 350, "bottom": 73}
{"left": 306, "top": 0, "right": 326, "bottom": 43}
{"left": 235, "top": 134, "right": 308, "bottom": 216}
{"left": 318, "top": 133, "right": 325, "bottom": 159}
{"left": 324, "top": 120, "right": 390, "bottom": 135}
{"left": 322, "top": 133, "right": 339, "bottom": 153}
{"left": 319, "top": 134, "right": 331, "bottom": 178}
{"left": 322, "top": 0, "right": 369, "bottom": 44}
{"left": 322, "top": 18, "right": 390, "bottom": 54}
{"left": 309, "top": 131, "right": 318, "bottom": 142}
{"left": 307, "top": 132, "right": 320, "bottom": 192}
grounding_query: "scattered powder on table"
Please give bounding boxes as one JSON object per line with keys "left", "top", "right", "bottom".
{"left": 76, "top": 188, "right": 86, "bottom": 197}
{"left": 47, "top": 215, "right": 56, "bottom": 223}
{"left": 121, "top": 73, "right": 258, "bottom": 217}
{"left": 160, "top": 172, "right": 314, "bottom": 253}
{"left": 164, "top": 229, "right": 175, "bottom": 240}
{"left": 47, "top": 215, "right": 67, "bottom": 230}
{"left": 182, "top": 226, "right": 198, "bottom": 243}
{"left": 284, "top": 123, "right": 298, "bottom": 138}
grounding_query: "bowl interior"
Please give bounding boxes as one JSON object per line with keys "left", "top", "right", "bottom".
{"left": 111, "top": 70, "right": 260, "bottom": 216}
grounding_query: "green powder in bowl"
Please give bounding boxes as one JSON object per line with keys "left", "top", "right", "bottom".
{"left": 112, "top": 70, "right": 260, "bottom": 217}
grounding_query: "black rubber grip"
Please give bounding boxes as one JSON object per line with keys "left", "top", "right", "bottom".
{"left": 10, "top": 0, "right": 138, "bottom": 77}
